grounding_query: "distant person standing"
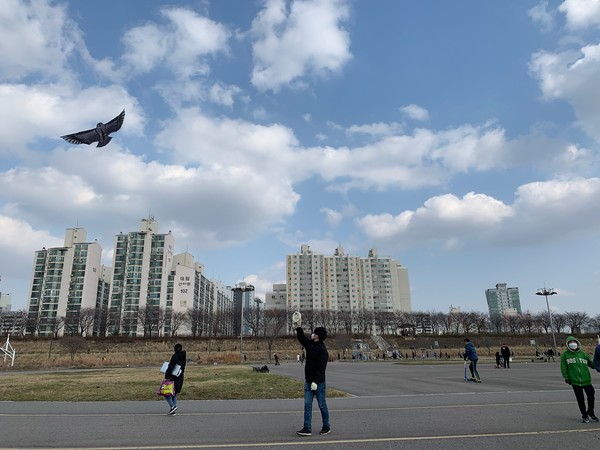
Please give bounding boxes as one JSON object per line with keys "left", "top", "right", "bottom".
{"left": 495, "top": 351, "right": 502, "bottom": 368}
{"left": 294, "top": 318, "right": 331, "bottom": 437}
{"left": 501, "top": 344, "right": 511, "bottom": 368}
{"left": 464, "top": 338, "right": 481, "bottom": 382}
{"left": 165, "top": 343, "right": 186, "bottom": 415}
{"left": 561, "top": 336, "right": 598, "bottom": 423}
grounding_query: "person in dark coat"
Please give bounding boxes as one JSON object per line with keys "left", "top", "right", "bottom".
{"left": 500, "top": 344, "right": 511, "bottom": 368}
{"left": 464, "top": 338, "right": 481, "bottom": 382}
{"left": 295, "top": 325, "right": 330, "bottom": 436}
{"left": 165, "top": 343, "right": 186, "bottom": 415}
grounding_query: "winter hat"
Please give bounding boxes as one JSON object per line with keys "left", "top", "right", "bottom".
{"left": 314, "top": 327, "right": 327, "bottom": 341}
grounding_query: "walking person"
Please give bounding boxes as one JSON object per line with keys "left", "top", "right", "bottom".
{"left": 165, "top": 343, "right": 186, "bottom": 415}
{"left": 501, "top": 344, "right": 511, "bottom": 368}
{"left": 561, "top": 335, "right": 598, "bottom": 423}
{"left": 294, "top": 317, "right": 330, "bottom": 436}
{"left": 464, "top": 338, "right": 481, "bottom": 382}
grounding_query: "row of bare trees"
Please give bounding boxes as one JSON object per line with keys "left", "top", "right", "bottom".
{"left": 3, "top": 307, "right": 600, "bottom": 338}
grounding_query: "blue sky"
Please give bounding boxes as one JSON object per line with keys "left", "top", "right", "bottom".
{"left": 1, "top": 0, "right": 600, "bottom": 316}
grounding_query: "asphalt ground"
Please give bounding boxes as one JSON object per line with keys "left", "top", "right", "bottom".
{"left": 1, "top": 360, "right": 599, "bottom": 449}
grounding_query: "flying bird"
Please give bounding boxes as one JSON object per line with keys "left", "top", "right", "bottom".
{"left": 61, "top": 109, "right": 125, "bottom": 148}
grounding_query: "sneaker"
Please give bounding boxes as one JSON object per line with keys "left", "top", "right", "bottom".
{"left": 588, "top": 414, "right": 599, "bottom": 422}
{"left": 582, "top": 416, "right": 590, "bottom": 423}
{"left": 296, "top": 427, "right": 311, "bottom": 436}
{"left": 168, "top": 406, "right": 177, "bottom": 416}
{"left": 475, "top": 379, "right": 482, "bottom": 383}
{"left": 319, "top": 427, "right": 331, "bottom": 435}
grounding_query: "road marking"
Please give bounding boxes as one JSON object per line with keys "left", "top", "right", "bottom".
{"left": 21, "top": 427, "right": 600, "bottom": 450}
{"left": 0, "top": 400, "right": 574, "bottom": 417}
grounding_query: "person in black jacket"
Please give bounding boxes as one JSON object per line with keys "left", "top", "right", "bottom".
{"left": 500, "top": 344, "right": 511, "bottom": 368}
{"left": 165, "top": 343, "right": 186, "bottom": 415}
{"left": 295, "top": 325, "right": 331, "bottom": 436}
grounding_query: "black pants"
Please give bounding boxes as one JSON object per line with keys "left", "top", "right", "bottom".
{"left": 503, "top": 356, "right": 510, "bottom": 368}
{"left": 572, "top": 384, "right": 595, "bottom": 416}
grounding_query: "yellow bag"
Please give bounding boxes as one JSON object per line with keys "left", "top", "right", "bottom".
{"left": 157, "top": 379, "right": 175, "bottom": 396}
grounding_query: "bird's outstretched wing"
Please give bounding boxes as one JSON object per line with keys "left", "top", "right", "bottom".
{"left": 104, "top": 109, "right": 125, "bottom": 134}
{"left": 61, "top": 128, "right": 99, "bottom": 145}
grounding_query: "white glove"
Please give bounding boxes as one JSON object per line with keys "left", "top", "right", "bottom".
{"left": 310, "top": 382, "right": 318, "bottom": 391}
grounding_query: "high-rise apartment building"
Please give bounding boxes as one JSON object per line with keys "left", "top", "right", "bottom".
{"left": 232, "top": 282, "right": 255, "bottom": 336}
{"left": 167, "top": 252, "right": 225, "bottom": 336}
{"left": 26, "top": 228, "right": 102, "bottom": 336}
{"left": 485, "top": 283, "right": 521, "bottom": 318}
{"left": 108, "top": 219, "right": 174, "bottom": 336}
{"left": 286, "top": 244, "right": 411, "bottom": 313}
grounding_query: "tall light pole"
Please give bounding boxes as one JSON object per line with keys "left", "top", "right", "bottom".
{"left": 536, "top": 288, "right": 558, "bottom": 357}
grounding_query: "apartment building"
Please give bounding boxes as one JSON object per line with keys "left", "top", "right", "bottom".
{"left": 26, "top": 228, "right": 102, "bottom": 336}
{"left": 286, "top": 244, "right": 411, "bottom": 313}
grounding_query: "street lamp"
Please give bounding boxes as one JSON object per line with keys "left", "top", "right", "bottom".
{"left": 536, "top": 288, "right": 558, "bottom": 358}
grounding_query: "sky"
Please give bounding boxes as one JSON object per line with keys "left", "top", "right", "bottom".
{"left": 1, "top": 0, "right": 600, "bottom": 316}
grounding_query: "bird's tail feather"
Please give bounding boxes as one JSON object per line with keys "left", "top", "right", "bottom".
{"left": 96, "top": 137, "right": 112, "bottom": 148}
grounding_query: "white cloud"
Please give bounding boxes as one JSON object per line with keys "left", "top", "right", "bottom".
{"left": 558, "top": 0, "right": 600, "bottom": 30}
{"left": 121, "top": 7, "right": 230, "bottom": 85}
{"left": 400, "top": 104, "right": 429, "bottom": 121}
{"left": 346, "top": 122, "right": 404, "bottom": 137}
{"left": 0, "top": 83, "right": 143, "bottom": 156}
{"left": 529, "top": 1, "right": 555, "bottom": 32}
{"left": 209, "top": 83, "right": 241, "bottom": 107}
{"left": 320, "top": 207, "right": 343, "bottom": 227}
{"left": 0, "top": 145, "right": 300, "bottom": 248}
{"left": 530, "top": 44, "right": 600, "bottom": 142}
{"left": 0, "top": 0, "right": 77, "bottom": 80}
{"left": 0, "top": 215, "right": 62, "bottom": 279}
{"left": 250, "top": 0, "right": 352, "bottom": 91}
{"left": 357, "top": 177, "right": 600, "bottom": 248}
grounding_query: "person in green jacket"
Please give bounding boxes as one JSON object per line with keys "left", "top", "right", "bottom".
{"left": 560, "top": 336, "right": 598, "bottom": 423}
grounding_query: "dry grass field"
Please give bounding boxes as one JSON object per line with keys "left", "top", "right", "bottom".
{"left": 1, "top": 333, "right": 595, "bottom": 401}
{"left": 2, "top": 332, "right": 592, "bottom": 372}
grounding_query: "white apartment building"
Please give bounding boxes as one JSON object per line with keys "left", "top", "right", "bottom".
{"left": 108, "top": 219, "right": 174, "bottom": 336}
{"left": 265, "top": 283, "right": 287, "bottom": 310}
{"left": 286, "top": 244, "right": 411, "bottom": 313}
{"left": 27, "top": 228, "right": 102, "bottom": 336}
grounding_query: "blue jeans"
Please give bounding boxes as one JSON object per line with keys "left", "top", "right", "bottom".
{"left": 165, "top": 393, "right": 177, "bottom": 408}
{"left": 469, "top": 359, "right": 480, "bottom": 380}
{"left": 303, "top": 382, "right": 330, "bottom": 431}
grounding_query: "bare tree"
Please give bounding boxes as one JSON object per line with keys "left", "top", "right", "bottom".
{"left": 552, "top": 312, "right": 566, "bottom": 334}
{"left": 520, "top": 311, "right": 536, "bottom": 334}
{"left": 169, "top": 310, "right": 188, "bottom": 337}
{"left": 61, "top": 336, "right": 88, "bottom": 362}
{"left": 338, "top": 310, "right": 353, "bottom": 335}
{"left": 429, "top": 311, "right": 447, "bottom": 335}
{"left": 563, "top": 311, "right": 589, "bottom": 334}
{"left": 489, "top": 314, "right": 503, "bottom": 333}
{"left": 374, "top": 311, "right": 394, "bottom": 335}
{"left": 137, "top": 306, "right": 164, "bottom": 337}
{"left": 263, "top": 309, "right": 288, "bottom": 360}
{"left": 187, "top": 307, "right": 204, "bottom": 337}
{"left": 63, "top": 312, "right": 79, "bottom": 336}
{"left": 78, "top": 308, "right": 96, "bottom": 336}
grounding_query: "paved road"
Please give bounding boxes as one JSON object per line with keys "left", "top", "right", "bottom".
{"left": 1, "top": 360, "right": 599, "bottom": 449}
